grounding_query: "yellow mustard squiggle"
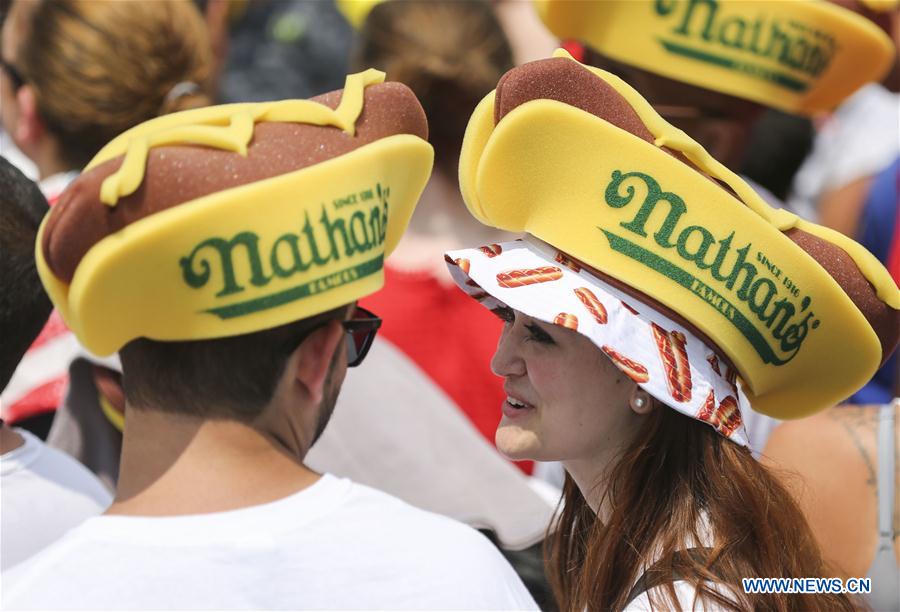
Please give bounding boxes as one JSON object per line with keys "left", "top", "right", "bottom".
{"left": 550, "top": 49, "right": 899, "bottom": 309}
{"left": 100, "top": 68, "right": 385, "bottom": 206}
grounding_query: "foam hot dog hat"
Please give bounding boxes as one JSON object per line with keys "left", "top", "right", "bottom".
{"left": 36, "top": 69, "right": 433, "bottom": 356}
{"left": 445, "top": 51, "right": 899, "bottom": 436}
{"left": 534, "top": 0, "right": 895, "bottom": 116}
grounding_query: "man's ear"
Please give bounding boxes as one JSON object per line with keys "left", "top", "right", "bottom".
{"left": 14, "top": 85, "right": 45, "bottom": 148}
{"left": 291, "top": 319, "right": 344, "bottom": 405}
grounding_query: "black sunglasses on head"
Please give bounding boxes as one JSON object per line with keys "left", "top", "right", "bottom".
{"left": 343, "top": 306, "right": 381, "bottom": 368}
{"left": 0, "top": 57, "right": 25, "bottom": 91}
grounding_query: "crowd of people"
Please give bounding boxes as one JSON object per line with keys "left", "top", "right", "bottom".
{"left": 0, "top": 0, "right": 898, "bottom": 610}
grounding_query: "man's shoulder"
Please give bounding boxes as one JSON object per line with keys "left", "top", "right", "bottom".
{"left": 4, "top": 477, "right": 538, "bottom": 610}
{"left": 337, "top": 478, "right": 501, "bottom": 549}
{"left": 331, "top": 480, "right": 537, "bottom": 608}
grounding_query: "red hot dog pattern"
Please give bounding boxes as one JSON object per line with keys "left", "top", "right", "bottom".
{"left": 714, "top": 396, "right": 742, "bottom": 437}
{"left": 496, "top": 266, "right": 563, "bottom": 288}
{"left": 444, "top": 239, "right": 748, "bottom": 445}
{"left": 695, "top": 390, "right": 742, "bottom": 436}
{"left": 554, "top": 313, "right": 578, "bottom": 330}
{"left": 555, "top": 252, "right": 581, "bottom": 273}
{"left": 602, "top": 346, "right": 650, "bottom": 383}
{"left": 698, "top": 389, "right": 716, "bottom": 422}
{"left": 574, "top": 287, "right": 608, "bottom": 324}
{"left": 651, "top": 323, "right": 692, "bottom": 402}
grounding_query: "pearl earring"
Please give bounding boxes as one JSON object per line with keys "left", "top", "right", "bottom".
{"left": 635, "top": 397, "right": 646, "bottom": 408}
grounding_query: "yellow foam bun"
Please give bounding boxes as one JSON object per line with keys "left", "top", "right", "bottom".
{"left": 335, "top": 0, "right": 384, "bottom": 29}
{"left": 37, "top": 70, "right": 434, "bottom": 356}
{"left": 535, "top": 0, "right": 895, "bottom": 115}
{"left": 459, "top": 51, "right": 899, "bottom": 419}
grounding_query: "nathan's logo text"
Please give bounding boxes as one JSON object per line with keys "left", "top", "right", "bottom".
{"left": 602, "top": 170, "right": 819, "bottom": 365}
{"left": 179, "top": 183, "right": 389, "bottom": 318}
{"left": 654, "top": 0, "right": 836, "bottom": 92}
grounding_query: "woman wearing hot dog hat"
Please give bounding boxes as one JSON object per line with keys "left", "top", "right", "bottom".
{"left": 446, "top": 50, "right": 900, "bottom": 610}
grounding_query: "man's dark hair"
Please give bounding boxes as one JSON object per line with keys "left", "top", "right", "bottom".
{"left": 0, "top": 156, "right": 52, "bottom": 392}
{"left": 119, "top": 306, "right": 347, "bottom": 421}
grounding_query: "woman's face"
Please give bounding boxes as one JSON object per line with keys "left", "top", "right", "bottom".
{"left": 491, "top": 308, "right": 643, "bottom": 465}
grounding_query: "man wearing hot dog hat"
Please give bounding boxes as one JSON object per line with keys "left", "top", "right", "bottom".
{"left": 3, "top": 71, "right": 537, "bottom": 610}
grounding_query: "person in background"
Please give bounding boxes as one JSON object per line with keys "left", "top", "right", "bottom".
{"left": 788, "top": 0, "right": 900, "bottom": 232}
{"left": 763, "top": 400, "right": 899, "bottom": 610}
{"left": 3, "top": 70, "right": 536, "bottom": 610}
{"left": 792, "top": 0, "right": 900, "bottom": 403}
{"left": 206, "top": 0, "right": 354, "bottom": 103}
{"left": 353, "top": 0, "right": 518, "bottom": 456}
{"left": 0, "top": 0, "right": 212, "bottom": 202}
{"left": 0, "top": 156, "right": 111, "bottom": 572}
{"left": 537, "top": 0, "right": 894, "bottom": 202}
{"left": 444, "top": 51, "right": 898, "bottom": 611}
{"left": 740, "top": 110, "right": 816, "bottom": 204}
{"left": 0, "top": 0, "right": 213, "bottom": 478}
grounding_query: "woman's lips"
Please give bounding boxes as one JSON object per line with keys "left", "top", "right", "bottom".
{"left": 501, "top": 395, "right": 535, "bottom": 418}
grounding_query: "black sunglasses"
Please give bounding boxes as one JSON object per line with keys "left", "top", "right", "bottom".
{"left": 343, "top": 306, "right": 381, "bottom": 368}
{"left": 0, "top": 57, "right": 25, "bottom": 91}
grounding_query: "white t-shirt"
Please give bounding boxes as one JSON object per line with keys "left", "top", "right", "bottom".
{"left": 788, "top": 84, "right": 900, "bottom": 222}
{"left": 1, "top": 429, "right": 112, "bottom": 570}
{"left": 3, "top": 474, "right": 538, "bottom": 610}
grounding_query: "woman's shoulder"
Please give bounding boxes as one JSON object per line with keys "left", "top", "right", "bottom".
{"left": 761, "top": 404, "right": 880, "bottom": 479}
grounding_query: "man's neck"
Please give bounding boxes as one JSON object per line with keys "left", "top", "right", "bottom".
{"left": 109, "top": 407, "right": 320, "bottom": 517}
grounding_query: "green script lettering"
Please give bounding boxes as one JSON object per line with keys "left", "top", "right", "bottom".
{"left": 601, "top": 169, "right": 819, "bottom": 364}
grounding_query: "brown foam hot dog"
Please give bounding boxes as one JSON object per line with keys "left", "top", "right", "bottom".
{"left": 554, "top": 313, "right": 579, "bottom": 330}
{"left": 574, "top": 287, "right": 608, "bottom": 324}
{"left": 496, "top": 266, "right": 563, "bottom": 288}
{"left": 602, "top": 345, "right": 649, "bottom": 383}
{"left": 492, "top": 57, "right": 898, "bottom": 368}
{"left": 43, "top": 82, "right": 429, "bottom": 284}
{"left": 479, "top": 244, "right": 503, "bottom": 258}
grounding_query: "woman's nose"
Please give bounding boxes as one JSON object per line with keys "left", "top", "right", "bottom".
{"left": 490, "top": 324, "right": 526, "bottom": 378}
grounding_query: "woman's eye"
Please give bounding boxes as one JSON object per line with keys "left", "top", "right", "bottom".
{"left": 525, "top": 323, "right": 554, "bottom": 344}
{"left": 492, "top": 307, "right": 515, "bottom": 324}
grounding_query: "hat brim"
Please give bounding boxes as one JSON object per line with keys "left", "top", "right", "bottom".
{"left": 446, "top": 236, "right": 751, "bottom": 445}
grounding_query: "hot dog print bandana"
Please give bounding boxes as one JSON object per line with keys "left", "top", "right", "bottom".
{"left": 446, "top": 236, "right": 750, "bottom": 445}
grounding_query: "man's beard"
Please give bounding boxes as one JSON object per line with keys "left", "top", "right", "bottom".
{"left": 310, "top": 343, "right": 344, "bottom": 447}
